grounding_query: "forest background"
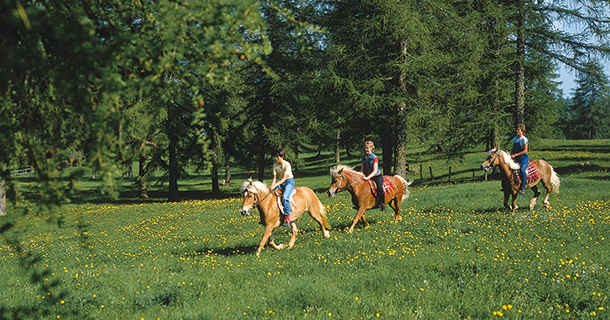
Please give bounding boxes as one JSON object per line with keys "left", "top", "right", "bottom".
{"left": 2, "top": 0, "right": 610, "bottom": 206}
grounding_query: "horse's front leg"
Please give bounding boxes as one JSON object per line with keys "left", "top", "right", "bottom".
{"left": 511, "top": 193, "right": 519, "bottom": 212}
{"left": 257, "top": 225, "right": 277, "bottom": 256}
{"left": 349, "top": 208, "right": 368, "bottom": 233}
{"left": 268, "top": 234, "right": 284, "bottom": 250}
{"left": 503, "top": 190, "right": 512, "bottom": 210}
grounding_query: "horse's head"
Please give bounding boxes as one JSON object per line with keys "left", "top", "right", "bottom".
{"left": 481, "top": 149, "right": 502, "bottom": 172}
{"left": 239, "top": 179, "right": 267, "bottom": 216}
{"left": 327, "top": 165, "right": 361, "bottom": 198}
{"left": 327, "top": 167, "right": 343, "bottom": 198}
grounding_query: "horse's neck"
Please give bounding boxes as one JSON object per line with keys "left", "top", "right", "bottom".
{"left": 345, "top": 171, "right": 363, "bottom": 183}
{"left": 497, "top": 161, "right": 515, "bottom": 180}
{"left": 260, "top": 190, "right": 282, "bottom": 209}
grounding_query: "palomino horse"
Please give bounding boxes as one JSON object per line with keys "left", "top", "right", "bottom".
{"left": 327, "top": 165, "right": 412, "bottom": 233}
{"left": 480, "top": 149, "right": 560, "bottom": 212}
{"left": 240, "top": 179, "right": 331, "bottom": 256}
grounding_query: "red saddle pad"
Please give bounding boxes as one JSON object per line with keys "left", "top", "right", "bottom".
{"left": 513, "top": 163, "right": 539, "bottom": 185}
{"left": 368, "top": 179, "right": 395, "bottom": 196}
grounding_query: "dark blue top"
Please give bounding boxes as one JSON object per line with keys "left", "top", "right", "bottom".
{"left": 362, "top": 153, "right": 381, "bottom": 177}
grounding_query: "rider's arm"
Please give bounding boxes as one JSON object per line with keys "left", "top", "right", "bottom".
{"left": 364, "top": 162, "right": 379, "bottom": 180}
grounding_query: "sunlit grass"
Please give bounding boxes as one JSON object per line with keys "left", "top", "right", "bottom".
{"left": 1, "top": 139, "right": 609, "bottom": 319}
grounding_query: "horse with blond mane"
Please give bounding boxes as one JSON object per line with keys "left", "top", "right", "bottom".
{"left": 240, "top": 179, "right": 331, "bottom": 256}
{"left": 480, "top": 149, "right": 560, "bottom": 212}
{"left": 327, "top": 165, "right": 412, "bottom": 233}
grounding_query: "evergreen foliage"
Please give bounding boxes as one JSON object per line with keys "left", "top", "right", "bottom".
{"left": 565, "top": 59, "right": 610, "bottom": 139}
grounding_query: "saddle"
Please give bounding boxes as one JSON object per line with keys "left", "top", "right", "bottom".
{"left": 274, "top": 189, "right": 297, "bottom": 215}
{"left": 367, "top": 179, "right": 395, "bottom": 197}
{"left": 513, "top": 163, "right": 539, "bottom": 185}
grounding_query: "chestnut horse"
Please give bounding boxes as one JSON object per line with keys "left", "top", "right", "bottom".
{"left": 327, "top": 165, "right": 412, "bottom": 233}
{"left": 240, "top": 179, "right": 331, "bottom": 256}
{"left": 480, "top": 149, "right": 560, "bottom": 212}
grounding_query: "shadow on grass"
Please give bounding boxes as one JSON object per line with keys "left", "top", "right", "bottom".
{"left": 554, "top": 163, "right": 607, "bottom": 176}
{"left": 196, "top": 245, "right": 259, "bottom": 257}
{"left": 537, "top": 144, "right": 610, "bottom": 154}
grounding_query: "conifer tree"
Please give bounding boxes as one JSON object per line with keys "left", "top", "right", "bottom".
{"left": 568, "top": 59, "right": 610, "bottom": 139}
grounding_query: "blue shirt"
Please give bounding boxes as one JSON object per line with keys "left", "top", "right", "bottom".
{"left": 512, "top": 135, "right": 529, "bottom": 162}
{"left": 362, "top": 153, "right": 381, "bottom": 177}
{"left": 512, "top": 135, "right": 528, "bottom": 154}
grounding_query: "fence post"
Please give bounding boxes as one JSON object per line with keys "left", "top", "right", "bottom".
{"left": 429, "top": 166, "right": 434, "bottom": 181}
{"left": 420, "top": 164, "right": 423, "bottom": 180}
{"left": 448, "top": 166, "right": 451, "bottom": 182}
{"left": 472, "top": 169, "right": 475, "bottom": 181}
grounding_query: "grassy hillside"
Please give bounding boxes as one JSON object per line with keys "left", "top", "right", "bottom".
{"left": 1, "top": 139, "right": 609, "bottom": 319}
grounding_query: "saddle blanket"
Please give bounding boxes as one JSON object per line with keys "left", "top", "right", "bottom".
{"left": 368, "top": 179, "right": 395, "bottom": 197}
{"left": 513, "top": 163, "right": 539, "bottom": 185}
{"left": 277, "top": 189, "right": 297, "bottom": 215}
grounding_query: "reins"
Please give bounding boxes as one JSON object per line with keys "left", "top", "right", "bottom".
{"left": 488, "top": 149, "right": 507, "bottom": 168}
{"left": 249, "top": 189, "right": 276, "bottom": 207}
{"left": 334, "top": 173, "right": 364, "bottom": 193}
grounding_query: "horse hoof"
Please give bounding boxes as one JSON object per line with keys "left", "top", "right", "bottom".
{"left": 278, "top": 243, "right": 286, "bottom": 250}
{"left": 529, "top": 200, "right": 536, "bottom": 211}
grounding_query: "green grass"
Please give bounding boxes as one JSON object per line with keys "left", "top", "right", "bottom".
{"left": 1, "top": 139, "right": 609, "bottom": 319}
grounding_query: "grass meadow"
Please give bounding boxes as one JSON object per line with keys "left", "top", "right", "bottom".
{"left": 1, "top": 139, "right": 609, "bottom": 319}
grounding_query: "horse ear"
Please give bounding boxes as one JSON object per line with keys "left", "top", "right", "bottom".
{"left": 338, "top": 168, "right": 344, "bottom": 174}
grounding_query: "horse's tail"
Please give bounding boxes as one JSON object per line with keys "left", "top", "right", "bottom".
{"left": 395, "top": 175, "right": 413, "bottom": 201}
{"left": 317, "top": 197, "right": 331, "bottom": 229}
{"left": 550, "top": 165, "right": 560, "bottom": 194}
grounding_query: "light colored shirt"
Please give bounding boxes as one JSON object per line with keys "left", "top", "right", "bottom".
{"left": 273, "top": 161, "right": 294, "bottom": 179}
{"left": 512, "top": 135, "right": 529, "bottom": 154}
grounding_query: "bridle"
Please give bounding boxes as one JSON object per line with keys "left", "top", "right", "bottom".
{"left": 332, "top": 173, "right": 363, "bottom": 193}
{"left": 486, "top": 149, "right": 506, "bottom": 168}
{"left": 245, "top": 188, "right": 276, "bottom": 207}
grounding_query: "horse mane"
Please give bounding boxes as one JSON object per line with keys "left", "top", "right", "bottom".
{"left": 330, "top": 165, "right": 364, "bottom": 177}
{"left": 239, "top": 179, "right": 268, "bottom": 195}
{"left": 496, "top": 149, "right": 521, "bottom": 170}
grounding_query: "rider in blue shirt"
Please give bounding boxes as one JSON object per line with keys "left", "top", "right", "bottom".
{"left": 361, "top": 141, "right": 385, "bottom": 211}
{"left": 510, "top": 124, "right": 529, "bottom": 194}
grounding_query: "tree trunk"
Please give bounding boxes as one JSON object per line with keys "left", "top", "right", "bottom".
{"left": 138, "top": 152, "right": 148, "bottom": 199}
{"left": 0, "top": 179, "right": 6, "bottom": 216}
{"left": 334, "top": 128, "right": 341, "bottom": 163}
{"left": 394, "top": 102, "right": 408, "bottom": 177}
{"left": 211, "top": 152, "right": 220, "bottom": 194}
{"left": 224, "top": 155, "right": 231, "bottom": 186}
{"left": 515, "top": 2, "right": 525, "bottom": 126}
{"left": 168, "top": 103, "right": 180, "bottom": 202}
{"left": 394, "top": 38, "right": 409, "bottom": 177}
{"left": 487, "top": 127, "right": 500, "bottom": 151}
